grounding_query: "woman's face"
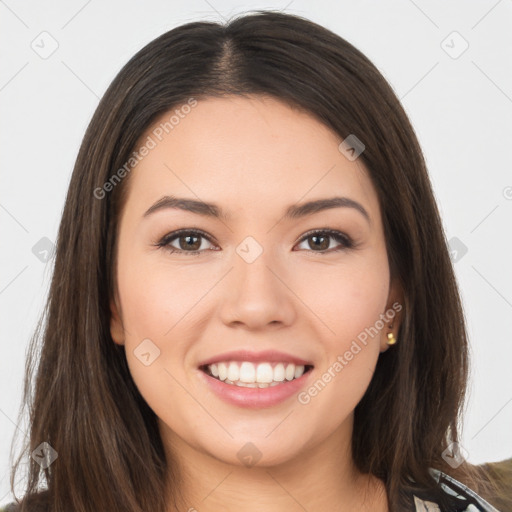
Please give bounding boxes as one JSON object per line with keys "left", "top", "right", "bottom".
{"left": 110, "top": 95, "right": 401, "bottom": 468}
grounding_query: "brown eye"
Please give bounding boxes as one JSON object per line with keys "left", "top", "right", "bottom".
{"left": 176, "top": 233, "right": 202, "bottom": 251}
{"left": 295, "top": 229, "right": 353, "bottom": 253}
{"left": 157, "top": 229, "right": 216, "bottom": 255}
{"left": 307, "top": 233, "right": 330, "bottom": 250}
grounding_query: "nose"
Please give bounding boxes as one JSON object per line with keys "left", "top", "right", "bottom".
{"left": 218, "top": 245, "right": 297, "bottom": 331}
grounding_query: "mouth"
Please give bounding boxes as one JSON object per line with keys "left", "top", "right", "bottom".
{"left": 199, "top": 361, "right": 315, "bottom": 388}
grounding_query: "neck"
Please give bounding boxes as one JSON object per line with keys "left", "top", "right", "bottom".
{"left": 160, "top": 415, "right": 388, "bottom": 512}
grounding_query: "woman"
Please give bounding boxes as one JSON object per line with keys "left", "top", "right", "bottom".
{"left": 3, "top": 10, "right": 508, "bottom": 512}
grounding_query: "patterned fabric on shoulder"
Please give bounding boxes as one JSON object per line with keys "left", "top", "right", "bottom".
{"left": 412, "top": 468, "right": 501, "bottom": 511}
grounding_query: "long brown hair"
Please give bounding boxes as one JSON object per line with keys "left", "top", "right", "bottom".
{"left": 8, "top": 10, "right": 501, "bottom": 511}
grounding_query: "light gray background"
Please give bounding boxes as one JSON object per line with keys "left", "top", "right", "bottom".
{"left": 1, "top": 0, "right": 511, "bottom": 505}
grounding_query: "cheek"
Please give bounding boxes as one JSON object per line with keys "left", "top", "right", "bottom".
{"left": 116, "top": 260, "right": 199, "bottom": 426}
{"left": 114, "top": 248, "right": 194, "bottom": 389}
{"left": 116, "top": 248, "right": 207, "bottom": 341}
{"left": 290, "top": 255, "right": 389, "bottom": 344}
{"left": 293, "top": 258, "right": 389, "bottom": 417}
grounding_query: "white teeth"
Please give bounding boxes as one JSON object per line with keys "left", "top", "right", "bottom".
{"left": 256, "top": 363, "right": 273, "bottom": 383}
{"left": 234, "top": 380, "right": 258, "bottom": 388}
{"left": 273, "top": 363, "right": 285, "bottom": 382}
{"left": 218, "top": 362, "right": 228, "bottom": 381}
{"left": 239, "top": 361, "right": 256, "bottom": 383}
{"left": 285, "top": 363, "right": 295, "bottom": 381}
{"left": 227, "top": 362, "right": 239, "bottom": 381}
{"left": 205, "top": 361, "right": 308, "bottom": 385}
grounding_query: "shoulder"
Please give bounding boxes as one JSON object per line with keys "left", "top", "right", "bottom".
{"left": 476, "top": 458, "right": 512, "bottom": 512}
{"left": 411, "top": 467, "right": 503, "bottom": 512}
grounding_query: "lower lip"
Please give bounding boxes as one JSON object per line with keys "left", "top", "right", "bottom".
{"left": 198, "top": 367, "right": 314, "bottom": 409}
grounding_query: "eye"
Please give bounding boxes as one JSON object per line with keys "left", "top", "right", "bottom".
{"left": 294, "top": 229, "right": 354, "bottom": 253}
{"left": 156, "top": 229, "right": 217, "bottom": 256}
{"left": 155, "top": 228, "right": 354, "bottom": 256}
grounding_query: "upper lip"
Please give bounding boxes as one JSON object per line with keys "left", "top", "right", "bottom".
{"left": 198, "top": 349, "right": 314, "bottom": 368}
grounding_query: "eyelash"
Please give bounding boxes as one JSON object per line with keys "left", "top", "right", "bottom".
{"left": 155, "top": 228, "right": 355, "bottom": 256}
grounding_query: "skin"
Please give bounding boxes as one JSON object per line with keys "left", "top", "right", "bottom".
{"left": 110, "top": 95, "right": 402, "bottom": 512}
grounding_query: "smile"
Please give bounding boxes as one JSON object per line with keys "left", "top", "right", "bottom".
{"left": 198, "top": 361, "right": 315, "bottom": 408}
{"left": 201, "top": 361, "right": 313, "bottom": 388}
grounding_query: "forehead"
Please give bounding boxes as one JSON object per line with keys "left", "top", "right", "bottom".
{"left": 121, "top": 95, "right": 380, "bottom": 225}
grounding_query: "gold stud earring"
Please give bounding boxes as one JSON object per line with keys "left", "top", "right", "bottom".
{"left": 386, "top": 330, "right": 397, "bottom": 346}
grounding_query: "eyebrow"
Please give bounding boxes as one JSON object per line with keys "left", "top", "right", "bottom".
{"left": 143, "top": 195, "right": 370, "bottom": 223}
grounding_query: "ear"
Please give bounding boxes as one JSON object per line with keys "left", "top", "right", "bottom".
{"left": 110, "top": 295, "right": 125, "bottom": 346}
{"left": 379, "top": 277, "right": 404, "bottom": 353}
